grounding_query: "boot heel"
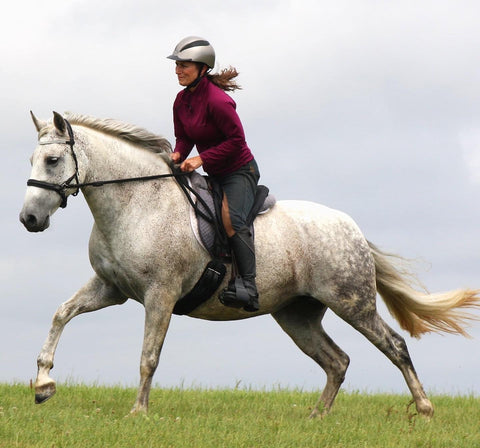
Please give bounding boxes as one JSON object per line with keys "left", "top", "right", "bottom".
{"left": 243, "top": 296, "right": 259, "bottom": 312}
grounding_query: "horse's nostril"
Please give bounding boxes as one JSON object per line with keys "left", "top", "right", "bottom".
{"left": 26, "top": 214, "right": 37, "bottom": 226}
{"left": 20, "top": 212, "right": 38, "bottom": 228}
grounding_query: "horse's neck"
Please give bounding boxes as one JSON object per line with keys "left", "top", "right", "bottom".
{"left": 80, "top": 130, "right": 170, "bottom": 181}
{"left": 78, "top": 131, "right": 185, "bottom": 229}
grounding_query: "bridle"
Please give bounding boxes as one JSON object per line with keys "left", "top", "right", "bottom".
{"left": 27, "top": 120, "right": 80, "bottom": 208}
{"left": 27, "top": 119, "right": 191, "bottom": 209}
{"left": 26, "top": 120, "right": 215, "bottom": 226}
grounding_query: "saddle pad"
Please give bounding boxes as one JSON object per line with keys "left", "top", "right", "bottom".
{"left": 188, "top": 172, "right": 275, "bottom": 256}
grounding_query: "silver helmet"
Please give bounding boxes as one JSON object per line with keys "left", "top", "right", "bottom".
{"left": 167, "top": 36, "right": 215, "bottom": 69}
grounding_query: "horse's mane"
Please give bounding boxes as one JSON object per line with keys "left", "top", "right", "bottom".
{"left": 64, "top": 112, "right": 172, "bottom": 154}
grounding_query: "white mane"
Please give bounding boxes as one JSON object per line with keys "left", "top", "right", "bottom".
{"left": 64, "top": 112, "right": 172, "bottom": 154}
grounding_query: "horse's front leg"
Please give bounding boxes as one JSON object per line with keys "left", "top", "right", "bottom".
{"left": 130, "top": 289, "right": 176, "bottom": 414}
{"left": 35, "top": 275, "right": 126, "bottom": 404}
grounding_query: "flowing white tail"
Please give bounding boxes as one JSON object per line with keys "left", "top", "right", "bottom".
{"left": 370, "top": 241, "right": 480, "bottom": 338}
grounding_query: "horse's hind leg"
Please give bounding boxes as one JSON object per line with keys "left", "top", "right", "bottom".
{"left": 331, "top": 297, "right": 434, "bottom": 418}
{"left": 272, "top": 297, "right": 350, "bottom": 418}
{"left": 355, "top": 312, "right": 433, "bottom": 417}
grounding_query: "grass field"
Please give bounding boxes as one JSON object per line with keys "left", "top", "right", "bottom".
{"left": 0, "top": 383, "right": 479, "bottom": 447}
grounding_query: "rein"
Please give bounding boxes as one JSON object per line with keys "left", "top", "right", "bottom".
{"left": 27, "top": 119, "right": 191, "bottom": 209}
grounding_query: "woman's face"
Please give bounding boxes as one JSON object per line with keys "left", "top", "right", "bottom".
{"left": 175, "top": 61, "right": 200, "bottom": 86}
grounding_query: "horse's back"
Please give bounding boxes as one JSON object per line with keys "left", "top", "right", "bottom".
{"left": 256, "top": 199, "right": 365, "bottom": 243}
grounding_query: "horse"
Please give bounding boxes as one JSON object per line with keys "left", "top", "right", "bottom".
{"left": 19, "top": 111, "right": 480, "bottom": 418}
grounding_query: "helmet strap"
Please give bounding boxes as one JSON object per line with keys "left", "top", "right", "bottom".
{"left": 186, "top": 63, "right": 210, "bottom": 90}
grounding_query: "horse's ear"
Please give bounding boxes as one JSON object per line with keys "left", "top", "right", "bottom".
{"left": 30, "top": 111, "right": 47, "bottom": 133}
{"left": 53, "top": 111, "right": 66, "bottom": 134}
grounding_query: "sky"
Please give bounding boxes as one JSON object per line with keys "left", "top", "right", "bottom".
{"left": 2, "top": 0, "right": 480, "bottom": 400}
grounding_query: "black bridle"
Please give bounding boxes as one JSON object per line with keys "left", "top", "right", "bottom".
{"left": 27, "top": 119, "right": 80, "bottom": 208}
{"left": 26, "top": 120, "right": 216, "bottom": 226}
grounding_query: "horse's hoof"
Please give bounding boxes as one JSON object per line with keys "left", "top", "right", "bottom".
{"left": 35, "top": 381, "right": 56, "bottom": 404}
{"left": 418, "top": 405, "right": 434, "bottom": 419}
{"left": 129, "top": 405, "right": 148, "bottom": 415}
{"left": 409, "top": 398, "right": 434, "bottom": 419}
{"left": 309, "top": 407, "right": 329, "bottom": 419}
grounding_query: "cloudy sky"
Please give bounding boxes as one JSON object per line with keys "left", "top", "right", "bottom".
{"left": 2, "top": 0, "right": 480, "bottom": 400}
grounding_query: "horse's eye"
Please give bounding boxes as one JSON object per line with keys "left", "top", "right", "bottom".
{"left": 46, "top": 156, "right": 59, "bottom": 166}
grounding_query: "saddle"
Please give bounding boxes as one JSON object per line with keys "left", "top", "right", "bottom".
{"left": 185, "top": 171, "right": 275, "bottom": 260}
{"left": 173, "top": 170, "right": 276, "bottom": 315}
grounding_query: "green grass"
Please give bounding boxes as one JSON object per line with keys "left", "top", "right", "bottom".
{"left": 0, "top": 383, "right": 479, "bottom": 447}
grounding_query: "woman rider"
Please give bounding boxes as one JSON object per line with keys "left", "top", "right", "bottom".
{"left": 167, "top": 36, "right": 261, "bottom": 312}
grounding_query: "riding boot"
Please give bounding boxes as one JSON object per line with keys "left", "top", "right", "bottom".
{"left": 219, "top": 226, "right": 259, "bottom": 312}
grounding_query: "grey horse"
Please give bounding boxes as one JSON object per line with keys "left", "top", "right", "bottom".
{"left": 20, "top": 111, "right": 480, "bottom": 418}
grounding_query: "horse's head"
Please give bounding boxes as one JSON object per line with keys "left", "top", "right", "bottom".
{"left": 20, "top": 111, "right": 81, "bottom": 232}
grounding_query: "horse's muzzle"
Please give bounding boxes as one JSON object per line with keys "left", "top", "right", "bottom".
{"left": 19, "top": 210, "right": 50, "bottom": 232}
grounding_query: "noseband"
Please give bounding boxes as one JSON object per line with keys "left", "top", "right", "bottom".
{"left": 27, "top": 119, "right": 79, "bottom": 208}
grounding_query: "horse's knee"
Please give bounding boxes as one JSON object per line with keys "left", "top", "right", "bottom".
{"left": 140, "top": 354, "right": 160, "bottom": 378}
{"left": 51, "top": 302, "right": 73, "bottom": 326}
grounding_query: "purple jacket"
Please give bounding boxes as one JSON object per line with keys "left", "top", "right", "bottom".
{"left": 173, "top": 77, "right": 254, "bottom": 177}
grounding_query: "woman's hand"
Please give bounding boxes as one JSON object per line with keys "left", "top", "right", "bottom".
{"left": 170, "top": 152, "right": 182, "bottom": 163}
{"left": 180, "top": 155, "right": 203, "bottom": 172}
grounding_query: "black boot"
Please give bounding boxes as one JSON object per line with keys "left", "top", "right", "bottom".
{"left": 219, "top": 227, "right": 259, "bottom": 312}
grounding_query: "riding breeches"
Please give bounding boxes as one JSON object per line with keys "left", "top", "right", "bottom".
{"left": 215, "top": 159, "right": 260, "bottom": 235}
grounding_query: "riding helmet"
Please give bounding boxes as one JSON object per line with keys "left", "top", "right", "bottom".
{"left": 167, "top": 36, "right": 216, "bottom": 69}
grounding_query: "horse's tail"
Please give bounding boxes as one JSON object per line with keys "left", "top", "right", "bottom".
{"left": 368, "top": 241, "right": 480, "bottom": 338}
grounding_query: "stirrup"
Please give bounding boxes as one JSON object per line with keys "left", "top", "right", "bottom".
{"left": 219, "top": 288, "right": 248, "bottom": 308}
{"left": 219, "top": 277, "right": 258, "bottom": 312}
